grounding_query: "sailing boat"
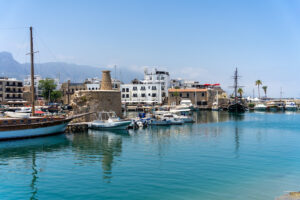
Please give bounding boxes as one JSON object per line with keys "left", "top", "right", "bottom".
{"left": 228, "top": 68, "right": 246, "bottom": 113}
{"left": 0, "top": 27, "right": 72, "bottom": 140}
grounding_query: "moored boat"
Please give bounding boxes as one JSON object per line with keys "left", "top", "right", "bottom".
{"left": 0, "top": 27, "right": 72, "bottom": 141}
{"left": 0, "top": 117, "right": 71, "bottom": 140}
{"left": 89, "top": 111, "right": 131, "bottom": 130}
{"left": 285, "top": 101, "right": 298, "bottom": 111}
{"left": 149, "top": 119, "right": 172, "bottom": 126}
{"left": 254, "top": 103, "right": 267, "bottom": 111}
{"left": 227, "top": 68, "right": 246, "bottom": 113}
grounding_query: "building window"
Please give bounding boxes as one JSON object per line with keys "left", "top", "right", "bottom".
{"left": 162, "top": 92, "right": 166, "bottom": 97}
{"left": 202, "top": 92, "right": 205, "bottom": 97}
{"left": 133, "top": 93, "right": 138, "bottom": 97}
{"left": 141, "top": 93, "right": 146, "bottom": 97}
{"left": 126, "top": 94, "right": 129, "bottom": 98}
{"left": 122, "top": 88, "right": 125, "bottom": 92}
{"left": 152, "top": 86, "right": 156, "bottom": 90}
{"left": 141, "top": 86, "right": 146, "bottom": 90}
{"left": 180, "top": 93, "right": 182, "bottom": 97}
{"left": 133, "top": 87, "right": 137, "bottom": 91}
{"left": 148, "top": 93, "right": 151, "bottom": 96}
{"left": 187, "top": 93, "right": 189, "bottom": 98}
{"left": 161, "top": 77, "right": 164, "bottom": 80}
{"left": 126, "top": 88, "right": 129, "bottom": 92}
{"left": 152, "top": 93, "right": 156, "bottom": 97}
{"left": 122, "top": 94, "right": 125, "bottom": 98}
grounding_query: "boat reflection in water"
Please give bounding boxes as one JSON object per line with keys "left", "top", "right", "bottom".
{"left": 67, "top": 129, "right": 126, "bottom": 182}
{"left": 0, "top": 134, "right": 70, "bottom": 200}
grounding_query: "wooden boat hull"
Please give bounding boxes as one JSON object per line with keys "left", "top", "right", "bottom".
{"left": 0, "top": 121, "right": 69, "bottom": 140}
{"left": 228, "top": 103, "right": 246, "bottom": 113}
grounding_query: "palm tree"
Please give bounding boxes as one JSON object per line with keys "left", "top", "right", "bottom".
{"left": 255, "top": 80, "right": 262, "bottom": 99}
{"left": 262, "top": 86, "right": 268, "bottom": 98}
{"left": 237, "top": 88, "right": 244, "bottom": 98}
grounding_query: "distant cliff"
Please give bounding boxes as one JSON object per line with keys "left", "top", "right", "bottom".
{"left": 0, "top": 52, "right": 142, "bottom": 83}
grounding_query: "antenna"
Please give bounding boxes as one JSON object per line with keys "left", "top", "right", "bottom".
{"left": 114, "top": 65, "right": 117, "bottom": 80}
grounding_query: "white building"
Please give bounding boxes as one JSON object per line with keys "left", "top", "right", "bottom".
{"left": 121, "top": 82, "right": 162, "bottom": 104}
{"left": 143, "top": 68, "right": 170, "bottom": 98}
{"left": 170, "top": 78, "right": 200, "bottom": 89}
{"left": 121, "top": 68, "right": 170, "bottom": 104}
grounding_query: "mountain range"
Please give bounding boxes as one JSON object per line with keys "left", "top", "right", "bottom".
{"left": 0, "top": 52, "right": 142, "bottom": 83}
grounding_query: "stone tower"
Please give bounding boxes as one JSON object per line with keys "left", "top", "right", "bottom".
{"left": 101, "top": 70, "right": 112, "bottom": 90}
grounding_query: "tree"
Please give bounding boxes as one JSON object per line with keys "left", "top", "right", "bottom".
{"left": 255, "top": 80, "right": 262, "bottom": 99}
{"left": 51, "top": 90, "right": 62, "bottom": 102}
{"left": 39, "top": 78, "right": 57, "bottom": 101}
{"left": 237, "top": 88, "right": 244, "bottom": 98}
{"left": 262, "top": 86, "right": 268, "bottom": 98}
{"left": 173, "top": 90, "right": 180, "bottom": 105}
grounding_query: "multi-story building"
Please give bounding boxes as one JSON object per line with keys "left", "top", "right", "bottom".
{"left": 121, "top": 68, "right": 170, "bottom": 104}
{"left": 143, "top": 68, "right": 170, "bottom": 98}
{"left": 0, "top": 77, "right": 23, "bottom": 103}
{"left": 170, "top": 79, "right": 201, "bottom": 89}
{"left": 168, "top": 86, "right": 228, "bottom": 108}
{"left": 121, "top": 82, "right": 162, "bottom": 104}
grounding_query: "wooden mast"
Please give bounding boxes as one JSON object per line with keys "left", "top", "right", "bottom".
{"left": 30, "top": 27, "right": 35, "bottom": 116}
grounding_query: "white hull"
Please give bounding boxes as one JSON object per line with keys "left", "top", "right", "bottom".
{"left": 89, "top": 121, "right": 131, "bottom": 130}
{"left": 5, "top": 112, "right": 30, "bottom": 118}
{"left": 0, "top": 123, "right": 68, "bottom": 140}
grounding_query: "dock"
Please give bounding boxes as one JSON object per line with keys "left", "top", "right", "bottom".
{"left": 66, "top": 122, "right": 90, "bottom": 133}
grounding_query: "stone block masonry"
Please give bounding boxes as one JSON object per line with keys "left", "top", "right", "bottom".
{"left": 69, "top": 90, "right": 122, "bottom": 122}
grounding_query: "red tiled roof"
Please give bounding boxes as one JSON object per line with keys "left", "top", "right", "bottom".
{"left": 168, "top": 88, "right": 207, "bottom": 92}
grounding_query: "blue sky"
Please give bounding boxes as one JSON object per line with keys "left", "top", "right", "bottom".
{"left": 1, "top": 0, "right": 300, "bottom": 97}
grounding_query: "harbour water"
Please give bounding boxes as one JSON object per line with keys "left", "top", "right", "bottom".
{"left": 1, "top": 111, "right": 300, "bottom": 199}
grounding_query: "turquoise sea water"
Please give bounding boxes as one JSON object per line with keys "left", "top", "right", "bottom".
{"left": 1, "top": 111, "right": 300, "bottom": 199}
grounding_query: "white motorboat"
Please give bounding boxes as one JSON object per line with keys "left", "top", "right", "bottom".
{"left": 89, "top": 111, "right": 131, "bottom": 130}
{"left": 169, "top": 109, "right": 194, "bottom": 123}
{"left": 180, "top": 99, "right": 193, "bottom": 109}
{"left": 161, "top": 113, "right": 184, "bottom": 125}
{"left": 285, "top": 101, "right": 298, "bottom": 111}
{"left": 4, "top": 111, "right": 31, "bottom": 118}
{"left": 254, "top": 103, "right": 267, "bottom": 111}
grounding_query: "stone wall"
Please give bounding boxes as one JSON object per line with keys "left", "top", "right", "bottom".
{"left": 69, "top": 90, "right": 122, "bottom": 122}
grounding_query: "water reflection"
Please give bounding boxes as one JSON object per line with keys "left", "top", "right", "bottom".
{"left": 67, "top": 130, "right": 124, "bottom": 182}
{"left": 194, "top": 111, "right": 231, "bottom": 124}
{"left": 0, "top": 134, "right": 70, "bottom": 200}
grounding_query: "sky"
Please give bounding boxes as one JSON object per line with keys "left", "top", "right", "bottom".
{"left": 1, "top": 0, "right": 300, "bottom": 97}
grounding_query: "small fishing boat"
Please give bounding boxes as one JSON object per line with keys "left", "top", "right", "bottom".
{"left": 254, "top": 103, "right": 267, "bottom": 111}
{"left": 89, "top": 111, "right": 131, "bottom": 130}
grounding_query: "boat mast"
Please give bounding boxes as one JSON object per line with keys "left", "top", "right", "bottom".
{"left": 30, "top": 27, "right": 35, "bottom": 116}
{"left": 234, "top": 68, "right": 238, "bottom": 104}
